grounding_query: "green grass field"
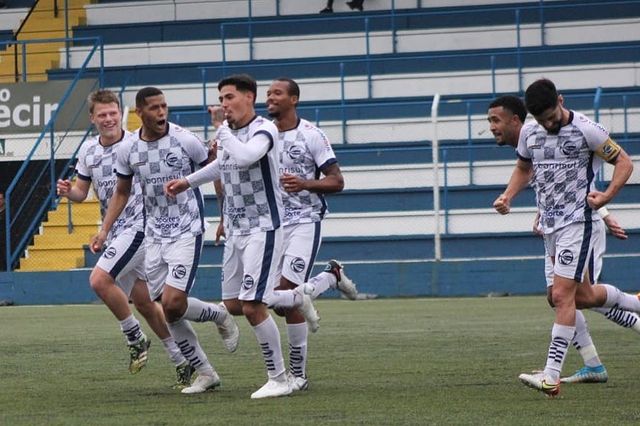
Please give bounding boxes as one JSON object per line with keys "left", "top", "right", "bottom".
{"left": 2, "top": 297, "right": 640, "bottom": 425}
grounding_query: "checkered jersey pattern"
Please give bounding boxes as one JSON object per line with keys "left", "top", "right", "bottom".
{"left": 75, "top": 131, "right": 144, "bottom": 241}
{"left": 218, "top": 116, "right": 281, "bottom": 236}
{"left": 279, "top": 118, "right": 337, "bottom": 226}
{"left": 115, "top": 123, "right": 208, "bottom": 242}
{"left": 517, "top": 111, "right": 609, "bottom": 233}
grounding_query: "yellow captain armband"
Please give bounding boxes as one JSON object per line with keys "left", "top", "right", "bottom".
{"left": 595, "top": 138, "right": 621, "bottom": 163}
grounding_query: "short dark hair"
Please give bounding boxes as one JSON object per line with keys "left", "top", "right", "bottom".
{"left": 135, "top": 87, "right": 164, "bottom": 109}
{"left": 273, "top": 77, "right": 300, "bottom": 99}
{"left": 87, "top": 89, "right": 120, "bottom": 114}
{"left": 218, "top": 74, "right": 257, "bottom": 104}
{"left": 525, "top": 79, "right": 559, "bottom": 116}
{"left": 489, "top": 95, "right": 527, "bottom": 123}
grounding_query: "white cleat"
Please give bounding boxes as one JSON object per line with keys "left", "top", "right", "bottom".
{"left": 325, "top": 260, "right": 358, "bottom": 300}
{"left": 295, "top": 286, "right": 320, "bottom": 333}
{"left": 251, "top": 375, "right": 293, "bottom": 399}
{"left": 217, "top": 302, "right": 240, "bottom": 353}
{"left": 289, "top": 374, "right": 309, "bottom": 392}
{"left": 181, "top": 372, "right": 221, "bottom": 394}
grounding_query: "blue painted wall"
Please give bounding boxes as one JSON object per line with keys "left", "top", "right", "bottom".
{"left": 1, "top": 256, "right": 637, "bottom": 305}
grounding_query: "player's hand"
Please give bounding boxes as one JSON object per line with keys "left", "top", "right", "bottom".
{"left": 586, "top": 190, "right": 610, "bottom": 210}
{"left": 206, "top": 141, "right": 218, "bottom": 163}
{"left": 208, "top": 106, "right": 225, "bottom": 128}
{"left": 603, "top": 214, "right": 628, "bottom": 240}
{"left": 56, "top": 179, "right": 72, "bottom": 196}
{"left": 89, "top": 230, "right": 107, "bottom": 254}
{"left": 215, "top": 222, "right": 225, "bottom": 245}
{"left": 493, "top": 193, "right": 511, "bottom": 215}
{"left": 280, "top": 173, "right": 305, "bottom": 193}
{"left": 164, "top": 178, "right": 190, "bottom": 197}
{"left": 532, "top": 212, "right": 543, "bottom": 236}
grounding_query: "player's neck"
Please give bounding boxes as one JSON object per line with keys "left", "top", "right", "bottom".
{"left": 99, "top": 128, "right": 124, "bottom": 146}
{"left": 232, "top": 111, "right": 257, "bottom": 130}
{"left": 275, "top": 113, "right": 298, "bottom": 132}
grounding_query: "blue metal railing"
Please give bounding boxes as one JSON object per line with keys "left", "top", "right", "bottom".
{"left": 3, "top": 37, "right": 103, "bottom": 271}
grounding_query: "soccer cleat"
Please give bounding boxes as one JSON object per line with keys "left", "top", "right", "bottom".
{"left": 560, "top": 365, "right": 608, "bottom": 383}
{"left": 251, "top": 375, "right": 293, "bottom": 399}
{"left": 181, "top": 372, "right": 221, "bottom": 394}
{"left": 288, "top": 373, "right": 309, "bottom": 392}
{"left": 325, "top": 259, "right": 358, "bottom": 300}
{"left": 295, "top": 286, "right": 320, "bottom": 333}
{"left": 128, "top": 335, "right": 151, "bottom": 374}
{"left": 518, "top": 372, "right": 560, "bottom": 397}
{"left": 319, "top": 7, "right": 333, "bottom": 13}
{"left": 216, "top": 302, "right": 240, "bottom": 353}
{"left": 346, "top": 1, "right": 363, "bottom": 11}
{"left": 173, "top": 361, "right": 196, "bottom": 389}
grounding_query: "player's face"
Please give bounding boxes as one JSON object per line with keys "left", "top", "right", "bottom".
{"left": 487, "top": 106, "right": 519, "bottom": 147}
{"left": 137, "top": 94, "right": 168, "bottom": 138}
{"left": 266, "top": 81, "right": 296, "bottom": 119}
{"left": 218, "top": 85, "right": 254, "bottom": 128}
{"left": 533, "top": 99, "right": 563, "bottom": 135}
{"left": 90, "top": 102, "right": 122, "bottom": 143}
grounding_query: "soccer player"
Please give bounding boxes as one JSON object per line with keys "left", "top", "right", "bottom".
{"left": 165, "top": 74, "right": 297, "bottom": 399}
{"left": 92, "top": 87, "right": 239, "bottom": 395}
{"left": 56, "top": 89, "right": 193, "bottom": 387}
{"left": 488, "top": 95, "right": 640, "bottom": 384}
{"left": 265, "top": 77, "right": 358, "bottom": 391}
{"left": 493, "top": 79, "right": 639, "bottom": 396}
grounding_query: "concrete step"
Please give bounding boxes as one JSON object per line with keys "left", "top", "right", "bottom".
{"left": 19, "top": 248, "right": 85, "bottom": 271}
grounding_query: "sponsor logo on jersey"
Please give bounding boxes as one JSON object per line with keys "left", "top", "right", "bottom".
{"left": 242, "top": 274, "right": 255, "bottom": 290}
{"left": 172, "top": 264, "right": 187, "bottom": 280}
{"left": 104, "top": 247, "right": 117, "bottom": 259}
{"left": 290, "top": 257, "right": 306, "bottom": 273}
{"left": 164, "top": 152, "right": 180, "bottom": 168}
{"left": 286, "top": 144, "right": 304, "bottom": 160}
{"left": 560, "top": 141, "right": 578, "bottom": 156}
{"left": 558, "top": 249, "right": 574, "bottom": 265}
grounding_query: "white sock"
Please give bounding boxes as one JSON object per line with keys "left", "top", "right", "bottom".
{"left": 119, "top": 314, "right": 144, "bottom": 344}
{"left": 543, "top": 323, "right": 575, "bottom": 382}
{"left": 252, "top": 315, "right": 285, "bottom": 379}
{"left": 573, "top": 310, "right": 601, "bottom": 368}
{"left": 161, "top": 336, "right": 187, "bottom": 366}
{"left": 602, "top": 284, "right": 640, "bottom": 312}
{"left": 307, "top": 272, "right": 337, "bottom": 299}
{"left": 167, "top": 318, "right": 214, "bottom": 376}
{"left": 287, "top": 322, "right": 308, "bottom": 378}
{"left": 591, "top": 305, "right": 640, "bottom": 333}
{"left": 183, "top": 297, "right": 226, "bottom": 325}
{"left": 266, "top": 289, "right": 302, "bottom": 309}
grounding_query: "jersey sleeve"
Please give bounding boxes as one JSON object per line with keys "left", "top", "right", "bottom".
{"left": 182, "top": 133, "right": 209, "bottom": 166}
{"left": 74, "top": 142, "right": 91, "bottom": 181}
{"left": 309, "top": 126, "right": 337, "bottom": 170}
{"left": 577, "top": 114, "right": 621, "bottom": 163}
{"left": 115, "top": 139, "right": 134, "bottom": 178}
{"left": 516, "top": 122, "right": 533, "bottom": 161}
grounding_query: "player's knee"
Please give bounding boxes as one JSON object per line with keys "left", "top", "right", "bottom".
{"left": 89, "top": 268, "right": 113, "bottom": 293}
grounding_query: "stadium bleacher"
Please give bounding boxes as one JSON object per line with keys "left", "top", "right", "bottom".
{"left": 4, "top": 0, "right": 640, "bottom": 301}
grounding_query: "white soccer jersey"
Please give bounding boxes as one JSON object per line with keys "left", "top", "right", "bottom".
{"left": 115, "top": 122, "right": 208, "bottom": 243}
{"left": 517, "top": 111, "right": 612, "bottom": 233}
{"left": 217, "top": 115, "right": 281, "bottom": 236}
{"left": 75, "top": 130, "right": 144, "bottom": 241}
{"left": 278, "top": 118, "right": 337, "bottom": 226}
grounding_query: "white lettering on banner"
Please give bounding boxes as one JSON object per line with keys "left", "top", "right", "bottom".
{"left": 0, "top": 89, "right": 58, "bottom": 129}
